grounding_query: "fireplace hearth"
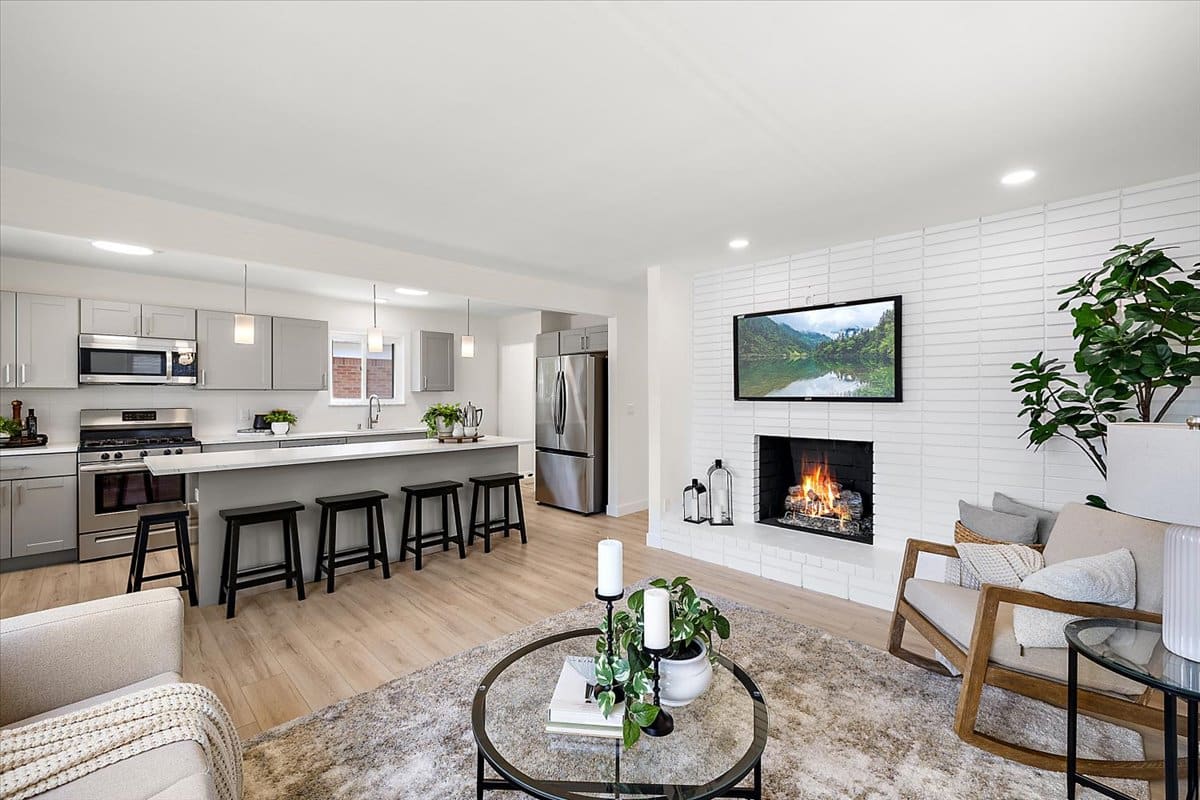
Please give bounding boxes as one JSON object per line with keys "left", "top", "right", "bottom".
{"left": 757, "top": 436, "right": 874, "bottom": 545}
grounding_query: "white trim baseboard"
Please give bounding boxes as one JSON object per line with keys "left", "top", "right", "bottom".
{"left": 606, "top": 498, "right": 649, "bottom": 517}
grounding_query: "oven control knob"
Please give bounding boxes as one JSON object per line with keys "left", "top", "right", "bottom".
{"left": 163, "top": 449, "right": 171, "bottom": 456}
{"left": 174, "top": 448, "right": 183, "bottom": 455}
{"left": 113, "top": 452, "right": 123, "bottom": 460}
{"left": 100, "top": 453, "right": 110, "bottom": 461}
{"left": 139, "top": 450, "right": 148, "bottom": 457}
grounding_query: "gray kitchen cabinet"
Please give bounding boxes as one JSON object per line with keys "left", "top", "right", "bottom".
{"left": 583, "top": 325, "right": 608, "bottom": 352}
{"left": 559, "top": 328, "right": 587, "bottom": 354}
{"left": 412, "top": 330, "right": 454, "bottom": 391}
{"left": 272, "top": 316, "right": 329, "bottom": 390}
{"left": 15, "top": 292, "right": 79, "bottom": 388}
{"left": 142, "top": 304, "right": 196, "bottom": 340}
{"left": 0, "top": 484, "right": 11, "bottom": 559}
{"left": 196, "top": 310, "right": 272, "bottom": 390}
{"left": 357, "top": 431, "right": 428, "bottom": 443}
{"left": 535, "top": 331, "right": 560, "bottom": 358}
{"left": 202, "top": 441, "right": 279, "bottom": 453}
{"left": 9, "top": 475, "right": 77, "bottom": 556}
{"left": 279, "top": 437, "right": 347, "bottom": 448}
{"left": 0, "top": 292, "right": 15, "bottom": 388}
{"left": 80, "top": 299, "right": 141, "bottom": 336}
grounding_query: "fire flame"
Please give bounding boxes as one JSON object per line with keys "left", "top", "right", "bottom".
{"left": 788, "top": 459, "right": 851, "bottom": 527}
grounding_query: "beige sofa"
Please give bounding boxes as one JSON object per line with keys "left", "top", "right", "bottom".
{"left": 1, "top": 588, "right": 221, "bottom": 799}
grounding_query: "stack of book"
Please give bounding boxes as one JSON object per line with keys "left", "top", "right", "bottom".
{"left": 546, "top": 656, "right": 624, "bottom": 739}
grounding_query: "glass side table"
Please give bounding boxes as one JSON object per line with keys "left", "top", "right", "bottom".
{"left": 471, "top": 627, "right": 769, "bottom": 800}
{"left": 1065, "top": 618, "right": 1199, "bottom": 800}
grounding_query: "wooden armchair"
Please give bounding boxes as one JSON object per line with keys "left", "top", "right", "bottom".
{"left": 887, "top": 503, "right": 1170, "bottom": 779}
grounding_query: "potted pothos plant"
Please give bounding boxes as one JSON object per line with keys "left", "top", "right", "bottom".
{"left": 264, "top": 409, "right": 297, "bottom": 435}
{"left": 420, "top": 402, "right": 462, "bottom": 437}
{"left": 594, "top": 576, "right": 731, "bottom": 748}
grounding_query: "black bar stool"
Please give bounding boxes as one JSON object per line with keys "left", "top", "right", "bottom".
{"left": 399, "top": 480, "right": 466, "bottom": 570}
{"left": 468, "top": 473, "right": 528, "bottom": 553}
{"left": 218, "top": 500, "right": 305, "bottom": 619}
{"left": 127, "top": 501, "right": 197, "bottom": 606}
{"left": 314, "top": 490, "right": 391, "bottom": 593}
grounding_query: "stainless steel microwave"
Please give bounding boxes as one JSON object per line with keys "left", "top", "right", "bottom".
{"left": 78, "top": 334, "right": 198, "bottom": 385}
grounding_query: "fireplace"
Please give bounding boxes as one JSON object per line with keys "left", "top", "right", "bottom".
{"left": 757, "top": 436, "right": 874, "bottom": 545}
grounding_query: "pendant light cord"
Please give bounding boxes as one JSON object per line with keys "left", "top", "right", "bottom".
{"left": 243, "top": 264, "right": 248, "bottom": 313}
{"left": 467, "top": 298, "right": 471, "bottom": 335}
{"left": 373, "top": 284, "right": 378, "bottom": 326}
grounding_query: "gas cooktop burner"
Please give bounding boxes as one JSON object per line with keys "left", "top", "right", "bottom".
{"left": 79, "top": 436, "right": 202, "bottom": 452}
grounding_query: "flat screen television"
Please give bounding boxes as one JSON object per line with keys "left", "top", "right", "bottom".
{"left": 733, "top": 295, "right": 901, "bottom": 402}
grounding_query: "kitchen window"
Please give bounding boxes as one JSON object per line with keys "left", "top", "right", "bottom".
{"left": 329, "top": 332, "right": 406, "bottom": 405}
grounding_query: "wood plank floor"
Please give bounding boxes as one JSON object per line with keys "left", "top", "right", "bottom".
{"left": 0, "top": 483, "right": 1169, "bottom": 797}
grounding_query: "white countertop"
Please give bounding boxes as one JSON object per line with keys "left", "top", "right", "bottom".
{"left": 199, "top": 426, "right": 428, "bottom": 445}
{"left": 0, "top": 440, "right": 78, "bottom": 456}
{"left": 145, "top": 435, "right": 528, "bottom": 475}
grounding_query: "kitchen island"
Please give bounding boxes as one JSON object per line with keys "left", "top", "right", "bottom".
{"left": 145, "top": 436, "right": 526, "bottom": 605}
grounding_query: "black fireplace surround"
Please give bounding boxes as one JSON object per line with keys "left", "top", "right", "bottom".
{"left": 757, "top": 435, "right": 874, "bottom": 545}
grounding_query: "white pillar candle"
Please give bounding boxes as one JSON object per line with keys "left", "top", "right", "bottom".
{"left": 597, "top": 539, "right": 623, "bottom": 597}
{"left": 643, "top": 587, "right": 671, "bottom": 651}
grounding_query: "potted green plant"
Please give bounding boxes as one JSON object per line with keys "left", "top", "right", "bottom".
{"left": 594, "top": 576, "right": 731, "bottom": 748}
{"left": 0, "top": 416, "right": 21, "bottom": 441}
{"left": 264, "top": 409, "right": 297, "bottom": 435}
{"left": 421, "top": 402, "right": 462, "bottom": 437}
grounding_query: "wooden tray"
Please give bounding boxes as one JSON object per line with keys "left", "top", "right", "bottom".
{"left": 436, "top": 433, "right": 485, "bottom": 444}
{"left": 1, "top": 434, "right": 48, "bottom": 449}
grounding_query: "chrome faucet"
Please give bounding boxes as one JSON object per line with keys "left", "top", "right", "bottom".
{"left": 368, "top": 394, "right": 382, "bottom": 429}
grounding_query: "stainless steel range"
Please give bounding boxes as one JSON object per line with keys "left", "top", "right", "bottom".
{"left": 77, "top": 408, "right": 201, "bottom": 561}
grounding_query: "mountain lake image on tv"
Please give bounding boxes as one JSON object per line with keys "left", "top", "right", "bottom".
{"left": 734, "top": 296, "right": 901, "bottom": 401}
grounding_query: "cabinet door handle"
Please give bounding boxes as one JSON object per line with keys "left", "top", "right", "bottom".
{"left": 321, "top": 372, "right": 327, "bottom": 390}
{"left": 3, "top": 364, "right": 9, "bottom": 385}
{"left": 14, "top": 484, "right": 22, "bottom": 506}
{"left": 0, "top": 485, "right": 8, "bottom": 508}
{"left": 146, "top": 317, "right": 153, "bottom": 335}
{"left": 422, "top": 375, "right": 428, "bottom": 390}
{"left": 200, "top": 368, "right": 206, "bottom": 386}
{"left": 19, "top": 364, "right": 27, "bottom": 385}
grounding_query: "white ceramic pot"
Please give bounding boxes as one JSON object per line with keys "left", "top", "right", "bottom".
{"left": 436, "top": 420, "right": 454, "bottom": 436}
{"left": 271, "top": 422, "right": 290, "bottom": 435}
{"left": 658, "top": 642, "right": 713, "bottom": 707}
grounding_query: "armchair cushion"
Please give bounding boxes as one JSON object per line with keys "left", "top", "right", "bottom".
{"left": 1012, "top": 548, "right": 1136, "bottom": 649}
{"left": 903, "top": 578, "right": 1148, "bottom": 695}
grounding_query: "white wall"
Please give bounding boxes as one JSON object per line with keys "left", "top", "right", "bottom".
{"left": 607, "top": 290, "right": 649, "bottom": 516}
{"left": 0, "top": 257, "right": 499, "bottom": 442}
{"left": 651, "top": 172, "right": 1200, "bottom": 605}
{"left": 647, "top": 265, "right": 693, "bottom": 546}
{"left": 496, "top": 311, "right": 541, "bottom": 474}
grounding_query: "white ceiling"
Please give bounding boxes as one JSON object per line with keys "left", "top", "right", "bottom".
{"left": 0, "top": 226, "right": 530, "bottom": 316}
{"left": 2, "top": 1, "right": 1198, "bottom": 285}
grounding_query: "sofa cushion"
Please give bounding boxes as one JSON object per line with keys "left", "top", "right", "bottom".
{"left": 1042, "top": 503, "right": 1166, "bottom": 612}
{"left": 993, "top": 492, "right": 1058, "bottom": 545}
{"left": 1013, "top": 549, "right": 1136, "bottom": 649}
{"left": 903, "top": 578, "right": 1149, "bottom": 696}
{"left": 2, "top": 672, "right": 218, "bottom": 800}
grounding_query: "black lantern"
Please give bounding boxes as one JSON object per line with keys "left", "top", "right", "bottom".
{"left": 683, "top": 478, "right": 709, "bottom": 524}
{"left": 707, "top": 459, "right": 733, "bottom": 526}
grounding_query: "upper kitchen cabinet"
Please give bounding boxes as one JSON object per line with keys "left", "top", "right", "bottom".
{"left": 535, "top": 331, "right": 560, "bottom": 358}
{"left": 412, "top": 330, "right": 454, "bottom": 392}
{"left": 80, "top": 299, "right": 141, "bottom": 336}
{"left": 272, "top": 316, "right": 329, "bottom": 390}
{"left": 557, "top": 326, "right": 608, "bottom": 354}
{"left": 142, "top": 304, "right": 196, "bottom": 340}
{"left": 0, "top": 292, "right": 15, "bottom": 388}
{"left": 196, "top": 310, "right": 272, "bottom": 389}
{"left": 13, "top": 292, "right": 79, "bottom": 388}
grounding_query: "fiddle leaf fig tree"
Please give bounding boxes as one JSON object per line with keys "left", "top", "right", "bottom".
{"left": 1012, "top": 239, "right": 1200, "bottom": 480}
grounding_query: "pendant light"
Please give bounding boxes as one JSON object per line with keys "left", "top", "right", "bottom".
{"left": 233, "top": 264, "right": 255, "bottom": 344}
{"left": 367, "top": 284, "right": 384, "bottom": 353}
{"left": 461, "top": 298, "right": 475, "bottom": 358}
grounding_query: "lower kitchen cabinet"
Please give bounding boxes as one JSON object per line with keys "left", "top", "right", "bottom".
{"left": 3, "top": 475, "right": 77, "bottom": 558}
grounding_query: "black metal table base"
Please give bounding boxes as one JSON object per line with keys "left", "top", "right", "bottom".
{"left": 477, "top": 748, "right": 763, "bottom": 800}
{"left": 1068, "top": 646, "right": 1200, "bottom": 800}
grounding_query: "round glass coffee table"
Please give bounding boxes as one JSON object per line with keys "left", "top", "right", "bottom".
{"left": 1064, "top": 618, "right": 1199, "bottom": 800}
{"left": 471, "top": 628, "right": 768, "bottom": 800}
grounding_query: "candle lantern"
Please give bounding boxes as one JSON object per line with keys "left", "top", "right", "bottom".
{"left": 682, "top": 478, "right": 708, "bottom": 524}
{"left": 707, "top": 459, "right": 733, "bottom": 526}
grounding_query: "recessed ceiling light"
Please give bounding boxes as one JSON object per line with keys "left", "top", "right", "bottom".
{"left": 394, "top": 287, "right": 429, "bottom": 296}
{"left": 92, "top": 240, "right": 154, "bottom": 256}
{"left": 729, "top": 238, "right": 750, "bottom": 249}
{"left": 1000, "top": 168, "right": 1037, "bottom": 186}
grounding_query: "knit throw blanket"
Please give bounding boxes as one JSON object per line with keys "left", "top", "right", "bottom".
{"left": 0, "top": 683, "right": 242, "bottom": 800}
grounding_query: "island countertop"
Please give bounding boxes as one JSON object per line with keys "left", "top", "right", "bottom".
{"left": 145, "top": 435, "right": 529, "bottom": 475}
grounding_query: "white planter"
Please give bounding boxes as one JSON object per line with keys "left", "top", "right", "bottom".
{"left": 658, "top": 643, "right": 713, "bottom": 707}
{"left": 1164, "top": 523, "right": 1200, "bottom": 661}
{"left": 270, "top": 422, "right": 290, "bottom": 435}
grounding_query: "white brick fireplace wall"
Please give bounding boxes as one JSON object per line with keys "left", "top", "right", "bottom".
{"left": 658, "top": 173, "right": 1200, "bottom": 610}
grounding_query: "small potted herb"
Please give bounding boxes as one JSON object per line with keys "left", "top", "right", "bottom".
{"left": 0, "top": 416, "right": 21, "bottom": 441}
{"left": 264, "top": 409, "right": 297, "bottom": 435}
{"left": 421, "top": 402, "right": 462, "bottom": 437}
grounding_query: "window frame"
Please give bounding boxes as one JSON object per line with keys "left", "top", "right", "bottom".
{"left": 328, "top": 331, "right": 407, "bottom": 406}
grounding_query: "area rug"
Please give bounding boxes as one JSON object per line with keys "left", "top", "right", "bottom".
{"left": 243, "top": 590, "right": 1147, "bottom": 799}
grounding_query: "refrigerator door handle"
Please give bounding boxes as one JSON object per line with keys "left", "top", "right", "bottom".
{"left": 558, "top": 371, "right": 568, "bottom": 435}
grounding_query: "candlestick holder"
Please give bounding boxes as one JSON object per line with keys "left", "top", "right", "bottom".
{"left": 595, "top": 589, "right": 626, "bottom": 705}
{"left": 640, "top": 645, "right": 675, "bottom": 738}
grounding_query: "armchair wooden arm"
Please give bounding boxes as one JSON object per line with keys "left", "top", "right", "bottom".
{"left": 887, "top": 537, "right": 959, "bottom": 673}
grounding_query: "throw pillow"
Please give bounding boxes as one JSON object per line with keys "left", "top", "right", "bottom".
{"left": 993, "top": 492, "right": 1058, "bottom": 545}
{"left": 958, "top": 501, "right": 1038, "bottom": 544}
{"left": 954, "top": 542, "right": 1044, "bottom": 589}
{"left": 1012, "top": 548, "right": 1137, "bottom": 649}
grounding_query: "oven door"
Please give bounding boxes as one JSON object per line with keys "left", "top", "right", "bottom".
{"left": 78, "top": 334, "right": 197, "bottom": 385}
{"left": 78, "top": 462, "right": 192, "bottom": 534}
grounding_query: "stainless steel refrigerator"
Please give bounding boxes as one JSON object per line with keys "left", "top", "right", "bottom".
{"left": 535, "top": 353, "right": 607, "bottom": 514}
